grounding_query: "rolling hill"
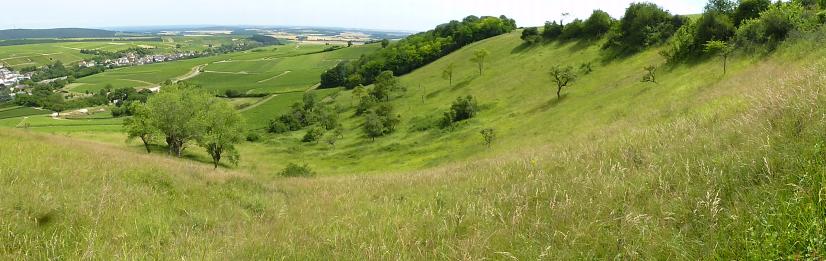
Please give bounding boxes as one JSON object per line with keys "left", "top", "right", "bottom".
{"left": 0, "top": 28, "right": 117, "bottom": 40}
{"left": 3, "top": 20, "right": 826, "bottom": 260}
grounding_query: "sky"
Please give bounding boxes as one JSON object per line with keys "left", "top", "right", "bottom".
{"left": 0, "top": 0, "right": 707, "bottom": 32}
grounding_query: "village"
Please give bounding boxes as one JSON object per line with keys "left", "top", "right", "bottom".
{"left": 0, "top": 65, "right": 33, "bottom": 97}
{"left": 79, "top": 51, "right": 198, "bottom": 68}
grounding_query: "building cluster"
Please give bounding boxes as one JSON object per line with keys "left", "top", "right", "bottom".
{"left": 80, "top": 51, "right": 198, "bottom": 68}
{"left": 0, "top": 66, "right": 33, "bottom": 95}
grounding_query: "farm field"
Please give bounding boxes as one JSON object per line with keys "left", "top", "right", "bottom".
{"left": 0, "top": 36, "right": 239, "bottom": 68}
{"left": 0, "top": 105, "right": 50, "bottom": 119}
{"left": 72, "top": 43, "right": 380, "bottom": 94}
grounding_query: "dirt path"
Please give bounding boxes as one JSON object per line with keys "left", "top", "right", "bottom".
{"left": 174, "top": 64, "right": 206, "bottom": 82}
{"left": 203, "top": 70, "right": 258, "bottom": 75}
{"left": 238, "top": 94, "right": 278, "bottom": 112}
{"left": 257, "top": 71, "right": 292, "bottom": 83}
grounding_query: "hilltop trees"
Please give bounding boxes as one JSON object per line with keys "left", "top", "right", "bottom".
{"left": 521, "top": 27, "right": 542, "bottom": 44}
{"left": 124, "top": 82, "right": 245, "bottom": 168}
{"left": 604, "top": 3, "right": 684, "bottom": 54}
{"left": 319, "top": 15, "right": 516, "bottom": 88}
{"left": 550, "top": 65, "right": 577, "bottom": 99}
{"left": 471, "top": 49, "right": 490, "bottom": 76}
{"left": 733, "top": 0, "right": 771, "bottom": 26}
{"left": 543, "top": 21, "right": 564, "bottom": 40}
{"left": 582, "top": 10, "right": 614, "bottom": 39}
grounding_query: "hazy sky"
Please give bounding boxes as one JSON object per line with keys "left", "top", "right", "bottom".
{"left": 0, "top": 0, "right": 707, "bottom": 32}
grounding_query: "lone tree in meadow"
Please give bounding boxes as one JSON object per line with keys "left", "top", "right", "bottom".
{"left": 520, "top": 27, "right": 541, "bottom": 44}
{"left": 442, "top": 63, "right": 455, "bottom": 87}
{"left": 550, "top": 65, "right": 577, "bottom": 99}
{"left": 642, "top": 65, "right": 658, "bottom": 84}
{"left": 352, "top": 85, "right": 367, "bottom": 105}
{"left": 480, "top": 128, "right": 496, "bottom": 147}
{"left": 124, "top": 103, "right": 156, "bottom": 153}
{"left": 470, "top": 49, "right": 490, "bottom": 76}
{"left": 704, "top": 40, "right": 735, "bottom": 75}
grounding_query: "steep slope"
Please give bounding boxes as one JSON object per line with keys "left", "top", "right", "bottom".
{"left": 240, "top": 29, "right": 812, "bottom": 175}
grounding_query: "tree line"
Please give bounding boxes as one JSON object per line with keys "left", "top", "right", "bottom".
{"left": 319, "top": 15, "right": 517, "bottom": 89}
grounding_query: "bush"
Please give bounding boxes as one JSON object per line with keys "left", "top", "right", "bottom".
{"left": 735, "top": 2, "right": 812, "bottom": 47}
{"left": 440, "top": 96, "right": 478, "bottom": 128}
{"left": 520, "top": 27, "right": 541, "bottom": 44}
{"left": 734, "top": 0, "right": 771, "bottom": 26}
{"left": 246, "top": 132, "right": 261, "bottom": 142}
{"left": 280, "top": 163, "right": 315, "bottom": 177}
{"left": 302, "top": 127, "right": 325, "bottom": 143}
{"left": 543, "top": 21, "right": 564, "bottom": 40}
{"left": 560, "top": 19, "right": 585, "bottom": 40}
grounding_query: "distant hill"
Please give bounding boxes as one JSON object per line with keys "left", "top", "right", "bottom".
{"left": 0, "top": 28, "right": 116, "bottom": 40}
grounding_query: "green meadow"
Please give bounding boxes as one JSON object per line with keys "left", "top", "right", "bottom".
{"left": 2, "top": 14, "right": 826, "bottom": 260}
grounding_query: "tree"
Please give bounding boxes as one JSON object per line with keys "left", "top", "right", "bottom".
{"left": 582, "top": 10, "right": 614, "bottom": 39}
{"left": 642, "top": 65, "right": 658, "bottom": 84}
{"left": 543, "top": 21, "right": 564, "bottom": 39}
{"left": 381, "top": 39, "right": 390, "bottom": 48}
{"left": 123, "top": 103, "right": 156, "bottom": 153}
{"left": 144, "top": 83, "right": 211, "bottom": 157}
{"left": 520, "top": 27, "right": 541, "bottom": 44}
{"left": 352, "top": 85, "right": 367, "bottom": 105}
{"left": 470, "top": 49, "right": 490, "bottom": 76}
{"left": 347, "top": 41, "right": 353, "bottom": 47}
{"left": 733, "top": 0, "right": 771, "bottom": 26}
{"left": 705, "top": 0, "right": 737, "bottom": 16}
{"left": 371, "top": 70, "right": 402, "bottom": 101}
{"left": 198, "top": 100, "right": 245, "bottom": 169}
{"left": 480, "top": 128, "right": 496, "bottom": 147}
{"left": 550, "top": 65, "right": 577, "bottom": 99}
{"left": 363, "top": 111, "right": 386, "bottom": 141}
{"left": 442, "top": 63, "right": 455, "bottom": 87}
{"left": 704, "top": 40, "right": 735, "bottom": 75}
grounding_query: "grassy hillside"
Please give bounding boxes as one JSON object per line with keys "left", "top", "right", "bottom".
{"left": 3, "top": 26, "right": 826, "bottom": 258}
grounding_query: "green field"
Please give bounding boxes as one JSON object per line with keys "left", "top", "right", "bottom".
{"left": 71, "top": 44, "right": 379, "bottom": 95}
{"left": 0, "top": 106, "right": 50, "bottom": 119}
{"left": 0, "top": 36, "right": 239, "bottom": 68}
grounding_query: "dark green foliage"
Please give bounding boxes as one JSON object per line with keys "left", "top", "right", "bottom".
{"left": 279, "top": 163, "right": 316, "bottom": 177}
{"left": 302, "top": 127, "right": 325, "bottom": 143}
{"left": 705, "top": 0, "right": 737, "bottom": 16}
{"left": 381, "top": 39, "right": 390, "bottom": 48}
{"left": 480, "top": 128, "right": 496, "bottom": 147}
{"left": 543, "top": 21, "right": 564, "bottom": 40}
{"left": 735, "top": 2, "right": 813, "bottom": 47}
{"left": 520, "top": 27, "right": 541, "bottom": 44}
{"left": 560, "top": 19, "right": 585, "bottom": 40}
{"left": 603, "top": 2, "right": 683, "bottom": 54}
{"left": 734, "top": 0, "right": 771, "bottom": 26}
{"left": 363, "top": 103, "right": 400, "bottom": 140}
{"left": 440, "top": 96, "right": 478, "bottom": 128}
{"left": 249, "top": 34, "right": 281, "bottom": 45}
{"left": 582, "top": 10, "right": 614, "bottom": 39}
{"left": 268, "top": 93, "right": 339, "bottom": 135}
{"left": 320, "top": 15, "right": 516, "bottom": 88}
{"left": 642, "top": 65, "right": 658, "bottom": 84}
{"left": 246, "top": 132, "right": 261, "bottom": 142}
{"left": 0, "top": 28, "right": 115, "bottom": 40}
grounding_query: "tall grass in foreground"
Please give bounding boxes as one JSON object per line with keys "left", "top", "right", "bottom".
{"left": 2, "top": 69, "right": 826, "bottom": 259}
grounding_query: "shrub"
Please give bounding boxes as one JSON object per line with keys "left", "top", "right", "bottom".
{"left": 734, "top": 0, "right": 771, "bottom": 26}
{"left": 543, "top": 21, "right": 564, "bottom": 40}
{"left": 302, "top": 127, "right": 325, "bottom": 143}
{"left": 560, "top": 19, "right": 585, "bottom": 40}
{"left": 246, "top": 132, "right": 261, "bottom": 142}
{"left": 520, "top": 27, "right": 541, "bottom": 44}
{"left": 280, "top": 163, "right": 315, "bottom": 177}
{"left": 735, "top": 2, "right": 811, "bottom": 47}
{"left": 441, "top": 96, "right": 478, "bottom": 128}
